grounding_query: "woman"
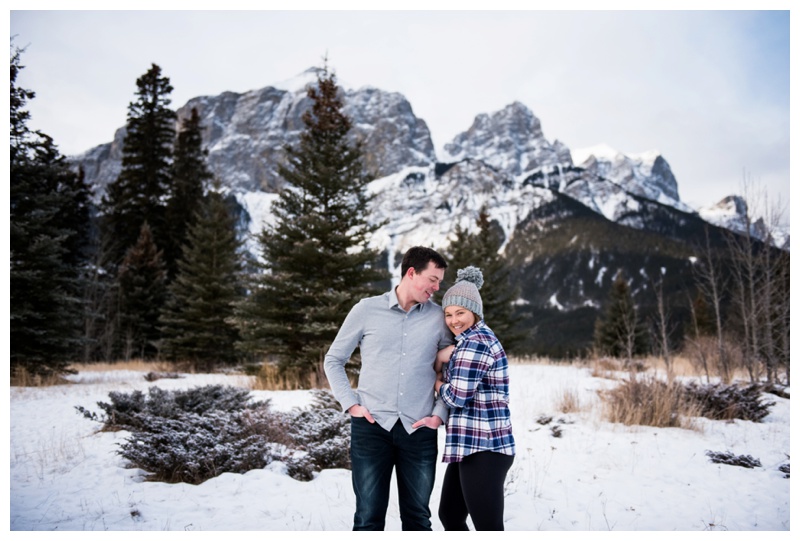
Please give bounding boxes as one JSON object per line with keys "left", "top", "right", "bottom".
{"left": 433, "top": 266, "right": 515, "bottom": 531}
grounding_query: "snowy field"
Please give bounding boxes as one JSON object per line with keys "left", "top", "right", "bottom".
{"left": 8, "top": 362, "right": 791, "bottom": 533}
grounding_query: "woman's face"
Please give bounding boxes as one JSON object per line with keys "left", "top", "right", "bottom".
{"left": 444, "top": 306, "right": 477, "bottom": 336}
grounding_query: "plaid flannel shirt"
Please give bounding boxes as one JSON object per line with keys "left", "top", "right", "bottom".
{"left": 438, "top": 319, "right": 515, "bottom": 463}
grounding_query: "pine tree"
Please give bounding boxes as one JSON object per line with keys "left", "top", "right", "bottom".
{"left": 160, "top": 182, "right": 243, "bottom": 369}
{"left": 117, "top": 222, "right": 167, "bottom": 360}
{"left": 593, "top": 271, "right": 649, "bottom": 361}
{"left": 10, "top": 48, "right": 91, "bottom": 377}
{"left": 164, "top": 107, "right": 211, "bottom": 280}
{"left": 445, "top": 207, "right": 523, "bottom": 351}
{"left": 101, "top": 63, "right": 176, "bottom": 269}
{"left": 233, "top": 64, "right": 387, "bottom": 375}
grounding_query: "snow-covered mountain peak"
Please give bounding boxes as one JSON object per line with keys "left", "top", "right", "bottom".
{"left": 442, "top": 101, "right": 571, "bottom": 176}
{"left": 699, "top": 195, "right": 754, "bottom": 236}
{"left": 571, "top": 143, "right": 624, "bottom": 164}
{"left": 573, "top": 144, "right": 690, "bottom": 213}
{"left": 698, "top": 195, "right": 788, "bottom": 249}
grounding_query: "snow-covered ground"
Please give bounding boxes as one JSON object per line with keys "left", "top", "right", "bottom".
{"left": 9, "top": 363, "right": 791, "bottom": 532}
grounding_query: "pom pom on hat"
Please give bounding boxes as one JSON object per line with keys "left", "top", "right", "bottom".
{"left": 443, "top": 266, "right": 484, "bottom": 320}
{"left": 455, "top": 266, "right": 484, "bottom": 290}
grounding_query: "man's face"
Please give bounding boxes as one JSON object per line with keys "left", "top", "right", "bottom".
{"left": 407, "top": 262, "right": 445, "bottom": 304}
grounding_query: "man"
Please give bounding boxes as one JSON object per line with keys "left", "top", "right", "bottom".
{"left": 324, "top": 246, "right": 454, "bottom": 531}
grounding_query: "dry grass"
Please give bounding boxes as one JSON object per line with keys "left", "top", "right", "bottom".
{"left": 556, "top": 387, "right": 583, "bottom": 414}
{"left": 248, "top": 361, "right": 358, "bottom": 391}
{"left": 590, "top": 357, "right": 625, "bottom": 379}
{"left": 10, "top": 366, "right": 72, "bottom": 387}
{"left": 600, "top": 374, "right": 701, "bottom": 431}
{"left": 250, "top": 363, "right": 320, "bottom": 390}
{"left": 68, "top": 359, "right": 187, "bottom": 373}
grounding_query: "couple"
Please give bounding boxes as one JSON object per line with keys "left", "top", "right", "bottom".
{"left": 324, "top": 246, "right": 516, "bottom": 531}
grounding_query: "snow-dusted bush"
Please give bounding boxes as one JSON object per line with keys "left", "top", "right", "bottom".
{"left": 76, "top": 384, "right": 267, "bottom": 431}
{"left": 706, "top": 450, "right": 762, "bottom": 469}
{"left": 269, "top": 391, "right": 351, "bottom": 481}
{"left": 119, "top": 409, "right": 275, "bottom": 483}
{"left": 683, "top": 382, "right": 775, "bottom": 422}
{"left": 144, "top": 371, "right": 181, "bottom": 381}
{"left": 76, "top": 386, "right": 350, "bottom": 484}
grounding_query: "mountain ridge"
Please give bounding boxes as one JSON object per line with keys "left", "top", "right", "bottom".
{"left": 68, "top": 70, "right": 787, "bottom": 355}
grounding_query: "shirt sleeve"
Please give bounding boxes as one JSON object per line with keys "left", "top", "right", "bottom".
{"left": 323, "top": 300, "right": 364, "bottom": 413}
{"left": 438, "top": 339, "right": 494, "bottom": 409}
{"left": 431, "top": 318, "right": 455, "bottom": 422}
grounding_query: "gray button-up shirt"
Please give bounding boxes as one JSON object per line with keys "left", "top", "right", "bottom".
{"left": 324, "top": 287, "right": 454, "bottom": 433}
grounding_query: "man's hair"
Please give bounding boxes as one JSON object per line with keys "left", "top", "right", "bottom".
{"left": 401, "top": 246, "right": 447, "bottom": 278}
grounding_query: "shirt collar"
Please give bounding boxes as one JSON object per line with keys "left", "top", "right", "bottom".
{"left": 388, "top": 286, "right": 427, "bottom": 313}
{"left": 455, "top": 320, "right": 483, "bottom": 343}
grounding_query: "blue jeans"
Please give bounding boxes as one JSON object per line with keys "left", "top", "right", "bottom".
{"left": 350, "top": 417, "right": 438, "bottom": 530}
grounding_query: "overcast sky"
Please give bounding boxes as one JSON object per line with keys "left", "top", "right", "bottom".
{"left": 9, "top": 3, "right": 793, "bottom": 224}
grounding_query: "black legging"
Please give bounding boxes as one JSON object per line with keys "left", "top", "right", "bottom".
{"left": 438, "top": 451, "right": 515, "bottom": 531}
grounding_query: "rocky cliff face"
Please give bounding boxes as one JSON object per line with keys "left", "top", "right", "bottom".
{"left": 443, "top": 101, "right": 572, "bottom": 176}
{"left": 74, "top": 68, "right": 436, "bottom": 197}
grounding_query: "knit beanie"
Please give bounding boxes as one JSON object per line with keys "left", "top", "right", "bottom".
{"left": 442, "top": 266, "right": 484, "bottom": 320}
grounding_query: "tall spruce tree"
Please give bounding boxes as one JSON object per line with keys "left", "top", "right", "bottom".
{"left": 233, "top": 64, "right": 387, "bottom": 375}
{"left": 10, "top": 49, "right": 91, "bottom": 377}
{"left": 101, "top": 63, "right": 176, "bottom": 269}
{"left": 117, "top": 222, "right": 167, "bottom": 360}
{"left": 164, "top": 107, "right": 211, "bottom": 280}
{"left": 160, "top": 181, "right": 243, "bottom": 369}
{"left": 445, "top": 207, "right": 523, "bottom": 351}
{"left": 593, "top": 271, "right": 648, "bottom": 360}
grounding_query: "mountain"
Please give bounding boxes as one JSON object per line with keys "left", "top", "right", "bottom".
{"left": 77, "top": 67, "right": 435, "bottom": 196}
{"left": 70, "top": 69, "right": 781, "bottom": 356}
{"left": 698, "top": 195, "right": 789, "bottom": 250}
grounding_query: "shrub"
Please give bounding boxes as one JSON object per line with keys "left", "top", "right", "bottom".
{"left": 600, "top": 375, "right": 696, "bottom": 429}
{"left": 706, "top": 450, "right": 762, "bottom": 469}
{"left": 269, "top": 392, "right": 351, "bottom": 481}
{"left": 76, "top": 386, "right": 350, "bottom": 484}
{"left": 599, "top": 377, "right": 776, "bottom": 429}
{"left": 75, "top": 384, "right": 266, "bottom": 431}
{"left": 119, "top": 409, "right": 274, "bottom": 483}
{"left": 683, "top": 382, "right": 775, "bottom": 422}
{"left": 144, "top": 371, "right": 181, "bottom": 381}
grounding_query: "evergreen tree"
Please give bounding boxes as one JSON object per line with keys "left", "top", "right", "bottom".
{"left": 445, "top": 207, "right": 523, "bottom": 351}
{"left": 10, "top": 48, "right": 91, "bottom": 377}
{"left": 117, "top": 222, "right": 167, "bottom": 360}
{"left": 164, "top": 107, "right": 211, "bottom": 280}
{"left": 160, "top": 181, "right": 243, "bottom": 369}
{"left": 101, "top": 63, "right": 176, "bottom": 269}
{"left": 593, "top": 271, "right": 649, "bottom": 360}
{"left": 233, "top": 64, "right": 387, "bottom": 375}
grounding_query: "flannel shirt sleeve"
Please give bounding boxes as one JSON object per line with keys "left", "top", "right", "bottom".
{"left": 438, "top": 339, "right": 493, "bottom": 409}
